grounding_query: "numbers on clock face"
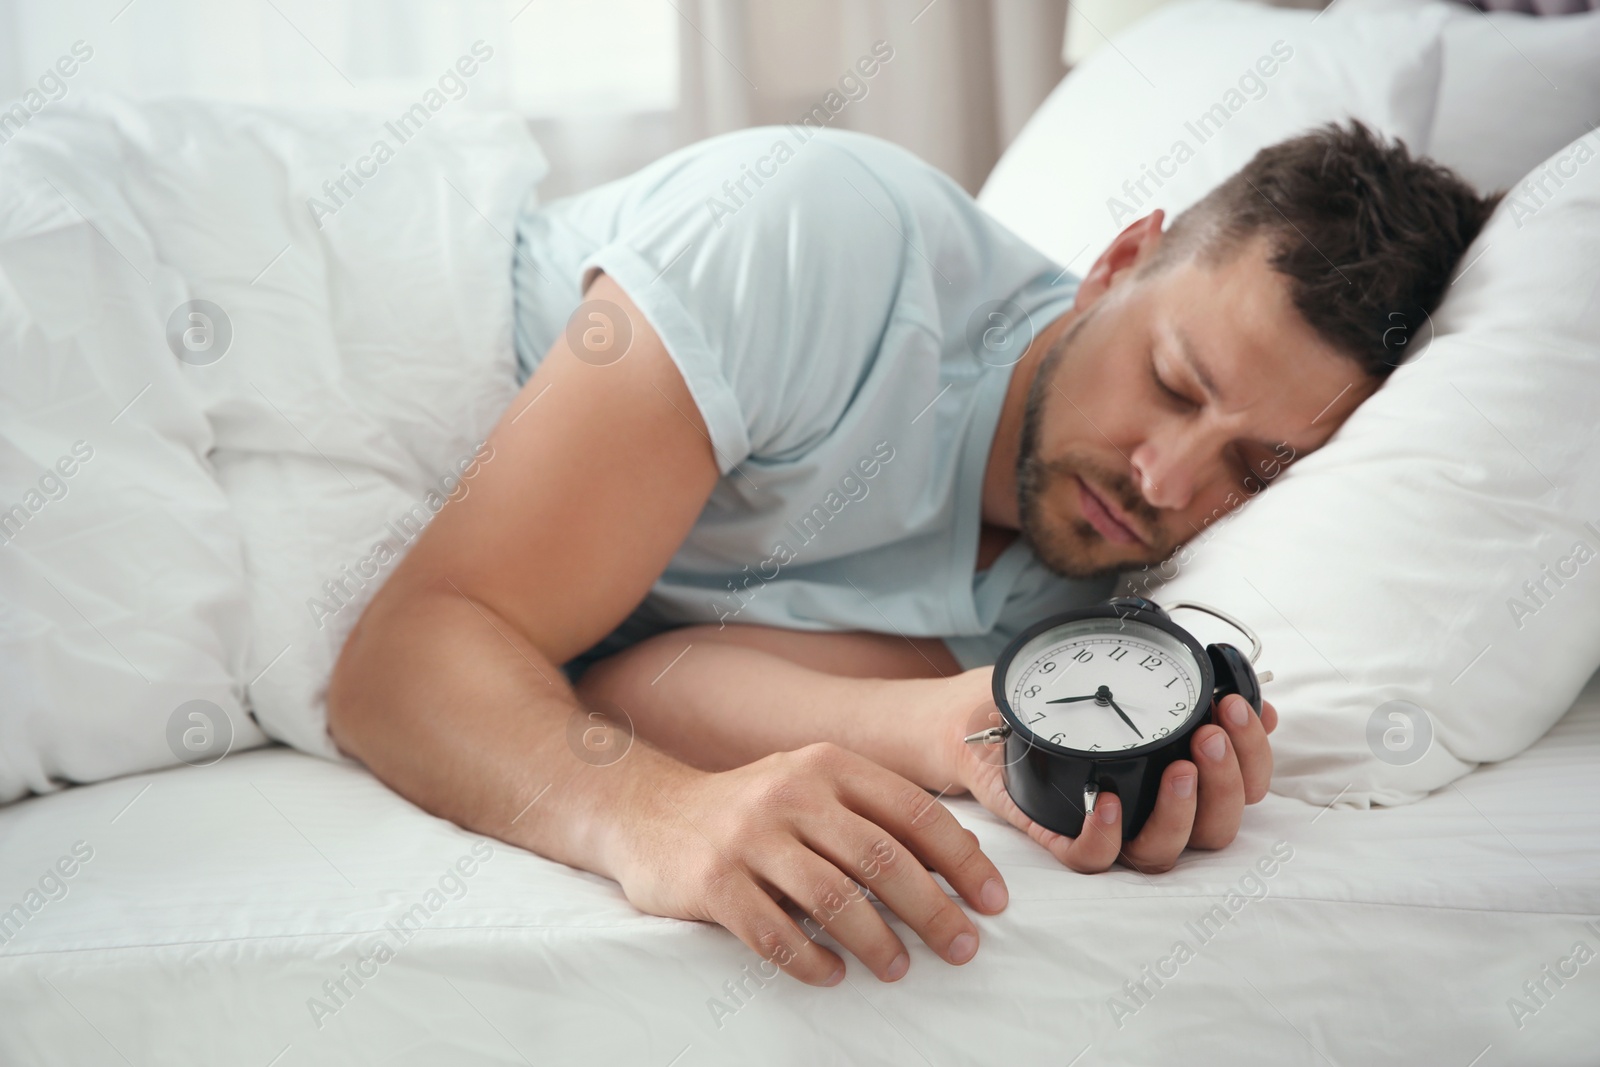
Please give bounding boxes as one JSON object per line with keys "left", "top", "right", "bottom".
{"left": 1004, "top": 622, "right": 1201, "bottom": 754}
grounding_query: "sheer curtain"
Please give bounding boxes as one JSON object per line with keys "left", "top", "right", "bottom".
{"left": 0, "top": 0, "right": 681, "bottom": 195}
{"left": 0, "top": 0, "right": 1068, "bottom": 197}
{"left": 677, "top": 0, "right": 1069, "bottom": 193}
{"left": 0, "top": 0, "right": 677, "bottom": 114}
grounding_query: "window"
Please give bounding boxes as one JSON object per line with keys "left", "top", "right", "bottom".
{"left": 0, "top": 0, "right": 678, "bottom": 118}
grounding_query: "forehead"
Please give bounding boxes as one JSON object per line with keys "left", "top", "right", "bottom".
{"left": 1146, "top": 237, "right": 1371, "bottom": 448}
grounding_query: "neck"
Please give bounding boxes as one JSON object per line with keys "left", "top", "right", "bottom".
{"left": 981, "top": 306, "right": 1079, "bottom": 530}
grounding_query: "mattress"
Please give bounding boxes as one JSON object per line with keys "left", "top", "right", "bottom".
{"left": 3, "top": 668, "right": 1597, "bottom": 1066}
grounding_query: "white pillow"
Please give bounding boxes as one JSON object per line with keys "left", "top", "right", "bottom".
{"left": 978, "top": 0, "right": 1449, "bottom": 269}
{"left": 0, "top": 103, "right": 267, "bottom": 801}
{"left": 1128, "top": 129, "right": 1600, "bottom": 806}
{"left": 1427, "top": 7, "right": 1600, "bottom": 195}
{"left": 0, "top": 95, "right": 544, "bottom": 800}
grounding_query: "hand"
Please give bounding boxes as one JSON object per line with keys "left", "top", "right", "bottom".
{"left": 608, "top": 742, "right": 1010, "bottom": 986}
{"left": 933, "top": 668, "right": 1279, "bottom": 875}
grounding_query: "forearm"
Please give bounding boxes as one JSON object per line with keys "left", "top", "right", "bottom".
{"left": 327, "top": 580, "right": 699, "bottom": 880}
{"left": 577, "top": 630, "right": 962, "bottom": 790}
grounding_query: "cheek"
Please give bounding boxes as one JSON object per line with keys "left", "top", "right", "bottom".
{"left": 1047, "top": 347, "right": 1141, "bottom": 451}
{"left": 1183, "top": 480, "right": 1248, "bottom": 531}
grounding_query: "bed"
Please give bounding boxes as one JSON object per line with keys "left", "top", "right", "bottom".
{"left": 2, "top": 670, "right": 1597, "bottom": 1065}
{"left": 4, "top": 1, "right": 1600, "bottom": 1063}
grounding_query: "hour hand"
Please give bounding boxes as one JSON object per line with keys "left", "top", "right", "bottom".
{"left": 1045, "top": 694, "right": 1099, "bottom": 704}
{"left": 1106, "top": 698, "right": 1143, "bottom": 738}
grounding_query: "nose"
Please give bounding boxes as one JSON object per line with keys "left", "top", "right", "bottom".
{"left": 1129, "top": 436, "right": 1200, "bottom": 511}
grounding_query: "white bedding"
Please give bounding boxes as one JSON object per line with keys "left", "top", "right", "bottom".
{"left": 3, "top": 667, "right": 1598, "bottom": 1065}
{"left": 0, "top": 94, "right": 543, "bottom": 798}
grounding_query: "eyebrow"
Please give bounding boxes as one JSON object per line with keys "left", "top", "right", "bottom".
{"left": 1169, "top": 324, "right": 1291, "bottom": 463}
{"left": 1171, "top": 325, "right": 1222, "bottom": 403}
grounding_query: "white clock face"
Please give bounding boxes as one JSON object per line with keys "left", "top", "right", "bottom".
{"left": 1003, "top": 619, "right": 1203, "bottom": 754}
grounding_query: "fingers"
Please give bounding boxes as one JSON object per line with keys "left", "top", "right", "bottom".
{"left": 1131, "top": 695, "right": 1273, "bottom": 861}
{"left": 1260, "top": 697, "right": 1280, "bottom": 734}
{"left": 1119, "top": 760, "right": 1199, "bottom": 874}
{"left": 707, "top": 875, "right": 846, "bottom": 987}
{"left": 830, "top": 749, "right": 1008, "bottom": 920}
{"left": 1054, "top": 791, "right": 1124, "bottom": 873}
{"left": 961, "top": 743, "right": 1123, "bottom": 872}
{"left": 801, "top": 816, "right": 978, "bottom": 974}
{"left": 742, "top": 744, "right": 1003, "bottom": 982}
{"left": 959, "top": 698, "right": 1277, "bottom": 878}
{"left": 1189, "top": 721, "right": 1246, "bottom": 850}
{"left": 1216, "top": 693, "right": 1273, "bottom": 803}
{"left": 760, "top": 840, "right": 913, "bottom": 982}
{"left": 963, "top": 752, "right": 1079, "bottom": 864}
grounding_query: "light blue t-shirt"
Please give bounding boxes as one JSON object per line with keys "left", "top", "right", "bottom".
{"left": 511, "top": 126, "right": 1114, "bottom": 674}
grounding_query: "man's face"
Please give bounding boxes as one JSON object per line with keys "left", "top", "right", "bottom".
{"left": 1018, "top": 234, "right": 1376, "bottom": 579}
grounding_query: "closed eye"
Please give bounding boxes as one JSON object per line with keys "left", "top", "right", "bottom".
{"left": 1150, "top": 357, "right": 1199, "bottom": 410}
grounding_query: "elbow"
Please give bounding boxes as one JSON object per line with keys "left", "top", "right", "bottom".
{"left": 321, "top": 573, "right": 458, "bottom": 758}
{"left": 325, "top": 608, "right": 381, "bottom": 758}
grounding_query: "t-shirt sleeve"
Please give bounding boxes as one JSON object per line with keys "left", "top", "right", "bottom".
{"left": 575, "top": 129, "right": 916, "bottom": 474}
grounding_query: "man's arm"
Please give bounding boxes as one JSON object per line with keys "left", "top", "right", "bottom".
{"left": 576, "top": 627, "right": 961, "bottom": 778}
{"left": 326, "top": 275, "right": 1008, "bottom": 985}
{"left": 577, "top": 622, "right": 1279, "bottom": 875}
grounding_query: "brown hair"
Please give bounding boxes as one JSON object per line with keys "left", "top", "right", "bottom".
{"left": 1148, "top": 120, "right": 1502, "bottom": 377}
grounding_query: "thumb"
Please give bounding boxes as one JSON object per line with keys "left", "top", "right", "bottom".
{"left": 967, "top": 758, "right": 1077, "bottom": 864}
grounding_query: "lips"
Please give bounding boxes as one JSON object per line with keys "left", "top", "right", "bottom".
{"left": 1075, "top": 476, "right": 1147, "bottom": 546}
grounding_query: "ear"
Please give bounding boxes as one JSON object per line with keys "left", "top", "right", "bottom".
{"left": 1074, "top": 210, "right": 1166, "bottom": 311}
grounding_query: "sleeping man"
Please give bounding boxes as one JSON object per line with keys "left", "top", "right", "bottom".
{"left": 327, "top": 121, "right": 1497, "bottom": 987}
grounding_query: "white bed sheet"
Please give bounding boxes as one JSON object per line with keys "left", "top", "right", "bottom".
{"left": 3, "top": 669, "right": 1597, "bottom": 1066}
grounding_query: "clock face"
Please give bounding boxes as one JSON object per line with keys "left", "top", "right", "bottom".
{"left": 1002, "top": 618, "right": 1204, "bottom": 754}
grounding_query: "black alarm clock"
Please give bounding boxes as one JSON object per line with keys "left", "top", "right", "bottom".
{"left": 967, "top": 596, "right": 1272, "bottom": 841}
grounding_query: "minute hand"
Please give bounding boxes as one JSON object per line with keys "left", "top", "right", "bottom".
{"left": 1105, "top": 697, "right": 1143, "bottom": 738}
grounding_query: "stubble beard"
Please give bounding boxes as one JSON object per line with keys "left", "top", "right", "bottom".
{"left": 1014, "top": 322, "right": 1171, "bottom": 580}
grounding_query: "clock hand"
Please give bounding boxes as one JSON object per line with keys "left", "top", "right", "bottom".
{"left": 1104, "top": 696, "right": 1143, "bottom": 739}
{"left": 1108, "top": 697, "right": 1179, "bottom": 719}
{"left": 1044, "top": 694, "right": 1101, "bottom": 705}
